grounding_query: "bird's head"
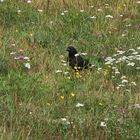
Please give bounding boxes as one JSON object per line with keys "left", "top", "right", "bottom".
{"left": 66, "top": 46, "right": 78, "bottom": 56}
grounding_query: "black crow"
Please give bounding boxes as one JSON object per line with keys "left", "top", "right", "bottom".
{"left": 66, "top": 46, "right": 91, "bottom": 70}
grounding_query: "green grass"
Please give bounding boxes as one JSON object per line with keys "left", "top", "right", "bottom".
{"left": 0, "top": 0, "right": 140, "bottom": 139}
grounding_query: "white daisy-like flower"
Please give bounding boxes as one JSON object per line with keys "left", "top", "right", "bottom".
{"left": 122, "top": 79, "right": 128, "bottom": 83}
{"left": 90, "top": 16, "right": 96, "bottom": 19}
{"left": 75, "top": 53, "right": 80, "bottom": 57}
{"left": 24, "top": 63, "right": 31, "bottom": 69}
{"left": 61, "top": 12, "right": 65, "bottom": 16}
{"left": 27, "top": 0, "right": 31, "bottom": 3}
{"left": 105, "top": 15, "right": 113, "bottom": 18}
{"left": 127, "top": 62, "right": 135, "bottom": 66}
{"left": 80, "top": 10, "right": 84, "bottom": 12}
{"left": 81, "top": 52, "right": 87, "bottom": 56}
{"left": 38, "top": 9, "right": 43, "bottom": 12}
{"left": 100, "top": 122, "right": 106, "bottom": 127}
{"left": 55, "top": 70, "right": 62, "bottom": 73}
{"left": 10, "top": 52, "right": 16, "bottom": 55}
{"left": 137, "top": 1, "right": 140, "bottom": 4}
{"left": 76, "top": 103, "right": 84, "bottom": 107}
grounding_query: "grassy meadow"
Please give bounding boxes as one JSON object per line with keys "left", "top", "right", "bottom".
{"left": 0, "top": 0, "right": 140, "bottom": 139}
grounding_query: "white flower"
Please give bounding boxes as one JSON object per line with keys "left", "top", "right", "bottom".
{"left": 75, "top": 53, "right": 80, "bottom": 57}
{"left": 24, "top": 63, "right": 31, "bottom": 69}
{"left": 129, "top": 48, "right": 135, "bottom": 52}
{"left": 90, "top": 16, "right": 96, "bottom": 19}
{"left": 131, "top": 82, "right": 137, "bottom": 86}
{"left": 64, "top": 10, "right": 68, "bottom": 13}
{"left": 61, "top": 118, "right": 67, "bottom": 121}
{"left": 61, "top": 12, "right": 65, "bottom": 16}
{"left": 137, "top": 47, "right": 140, "bottom": 50}
{"left": 117, "top": 50, "right": 125, "bottom": 54}
{"left": 23, "top": 57, "right": 30, "bottom": 60}
{"left": 127, "top": 62, "right": 135, "bottom": 66}
{"left": 134, "top": 104, "right": 140, "bottom": 109}
{"left": 55, "top": 70, "right": 62, "bottom": 73}
{"left": 64, "top": 71, "right": 69, "bottom": 75}
{"left": 0, "top": 0, "right": 4, "bottom": 2}
{"left": 17, "top": 10, "right": 21, "bottom": 13}
{"left": 27, "top": 0, "right": 31, "bottom": 3}
{"left": 90, "top": 5, "right": 94, "bottom": 8}
{"left": 137, "top": 1, "right": 140, "bottom": 4}
{"left": 122, "top": 79, "right": 128, "bottom": 83}
{"left": 80, "top": 10, "right": 84, "bottom": 12}
{"left": 38, "top": 9, "right": 43, "bottom": 12}
{"left": 120, "top": 15, "right": 123, "bottom": 17}
{"left": 100, "top": 122, "right": 106, "bottom": 127}
{"left": 11, "top": 44, "right": 16, "bottom": 47}
{"left": 132, "top": 51, "right": 138, "bottom": 55}
{"left": 81, "top": 53, "right": 87, "bottom": 56}
{"left": 62, "top": 63, "right": 67, "bottom": 66}
{"left": 97, "top": 9, "right": 102, "bottom": 12}
{"left": 10, "top": 51, "right": 16, "bottom": 55}
{"left": 76, "top": 103, "right": 84, "bottom": 107}
{"left": 105, "top": 15, "right": 113, "bottom": 18}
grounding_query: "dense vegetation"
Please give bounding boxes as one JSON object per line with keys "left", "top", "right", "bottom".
{"left": 0, "top": 0, "right": 140, "bottom": 139}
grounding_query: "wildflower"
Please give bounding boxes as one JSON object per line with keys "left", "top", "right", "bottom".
{"left": 38, "top": 9, "right": 43, "bottom": 12}
{"left": 0, "top": 0, "right": 4, "bottom": 2}
{"left": 74, "top": 53, "right": 80, "bottom": 57}
{"left": 131, "top": 82, "right": 137, "bottom": 86}
{"left": 55, "top": 70, "right": 62, "bottom": 73}
{"left": 67, "top": 76, "right": 71, "bottom": 80}
{"left": 120, "top": 15, "right": 123, "bottom": 17}
{"left": 81, "top": 53, "right": 87, "bottom": 56}
{"left": 17, "top": 10, "right": 21, "bottom": 13}
{"left": 97, "top": 9, "right": 102, "bottom": 12}
{"left": 60, "top": 118, "right": 70, "bottom": 125}
{"left": 99, "top": 103, "right": 103, "bottom": 106}
{"left": 134, "top": 104, "right": 140, "bottom": 109}
{"left": 61, "top": 12, "right": 65, "bottom": 16}
{"left": 29, "top": 111, "right": 32, "bottom": 115}
{"left": 127, "top": 62, "right": 135, "bottom": 66}
{"left": 80, "top": 10, "right": 84, "bottom": 12}
{"left": 11, "top": 44, "right": 16, "bottom": 47}
{"left": 105, "top": 15, "right": 113, "bottom": 18}
{"left": 24, "top": 63, "right": 31, "bottom": 69}
{"left": 60, "top": 96, "right": 64, "bottom": 100}
{"left": 27, "top": 0, "right": 31, "bottom": 3}
{"left": 137, "top": 1, "right": 140, "bottom": 3}
{"left": 10, "top": 52, "right": 16, "bottom": 55}
{"left": 62, "top": 63, "right": 67, "bottom": 66}
{"left": 90, "top": 16, "right": 96, "bottom": 19}
{"left": 63, "top": 71, "right": 69, "bottom": 75}
{"left": 64, "top": 10, "right": 68, "bottom": 13}
{"left": 30, "top": 33, "right": 33, "bottom": 37}
{"left": 71, "top": 92, "right": 75, "bottom": 97}
{"left": 76, "top": 103, "right": 84, "bottom": 107}
{"left": 100, "top": 122, "right": 106, "bottom": 127}
{"left": 122, "top": 79, "right": 128, "bottom": 84}
{"left": 90, "top": 5, "right": 94, "bottom": 8}
{"left": 14, "top": 56, "right": 24, "bottom": 60}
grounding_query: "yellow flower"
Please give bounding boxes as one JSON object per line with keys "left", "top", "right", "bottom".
{"left": 99, "top": 103, "right": 103, "bottom": 106}
{"left": 71, "top": 92, "right": 75, "bottom": 97}
{"left": 60, "top": 96, "right": 64, "bottom": 100}
{"left": 30, "top": 33, "right": 33, "bottom": 37}
{"left": 67, "top": 76, "right": 70, "bottom": 80}
{"left": 74, "top": 66, "right": 77, "bottom": 70}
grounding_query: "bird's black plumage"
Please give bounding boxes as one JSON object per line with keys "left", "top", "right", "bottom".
{"left": 66, "top": 46, "right": 90, "bottom": 70}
